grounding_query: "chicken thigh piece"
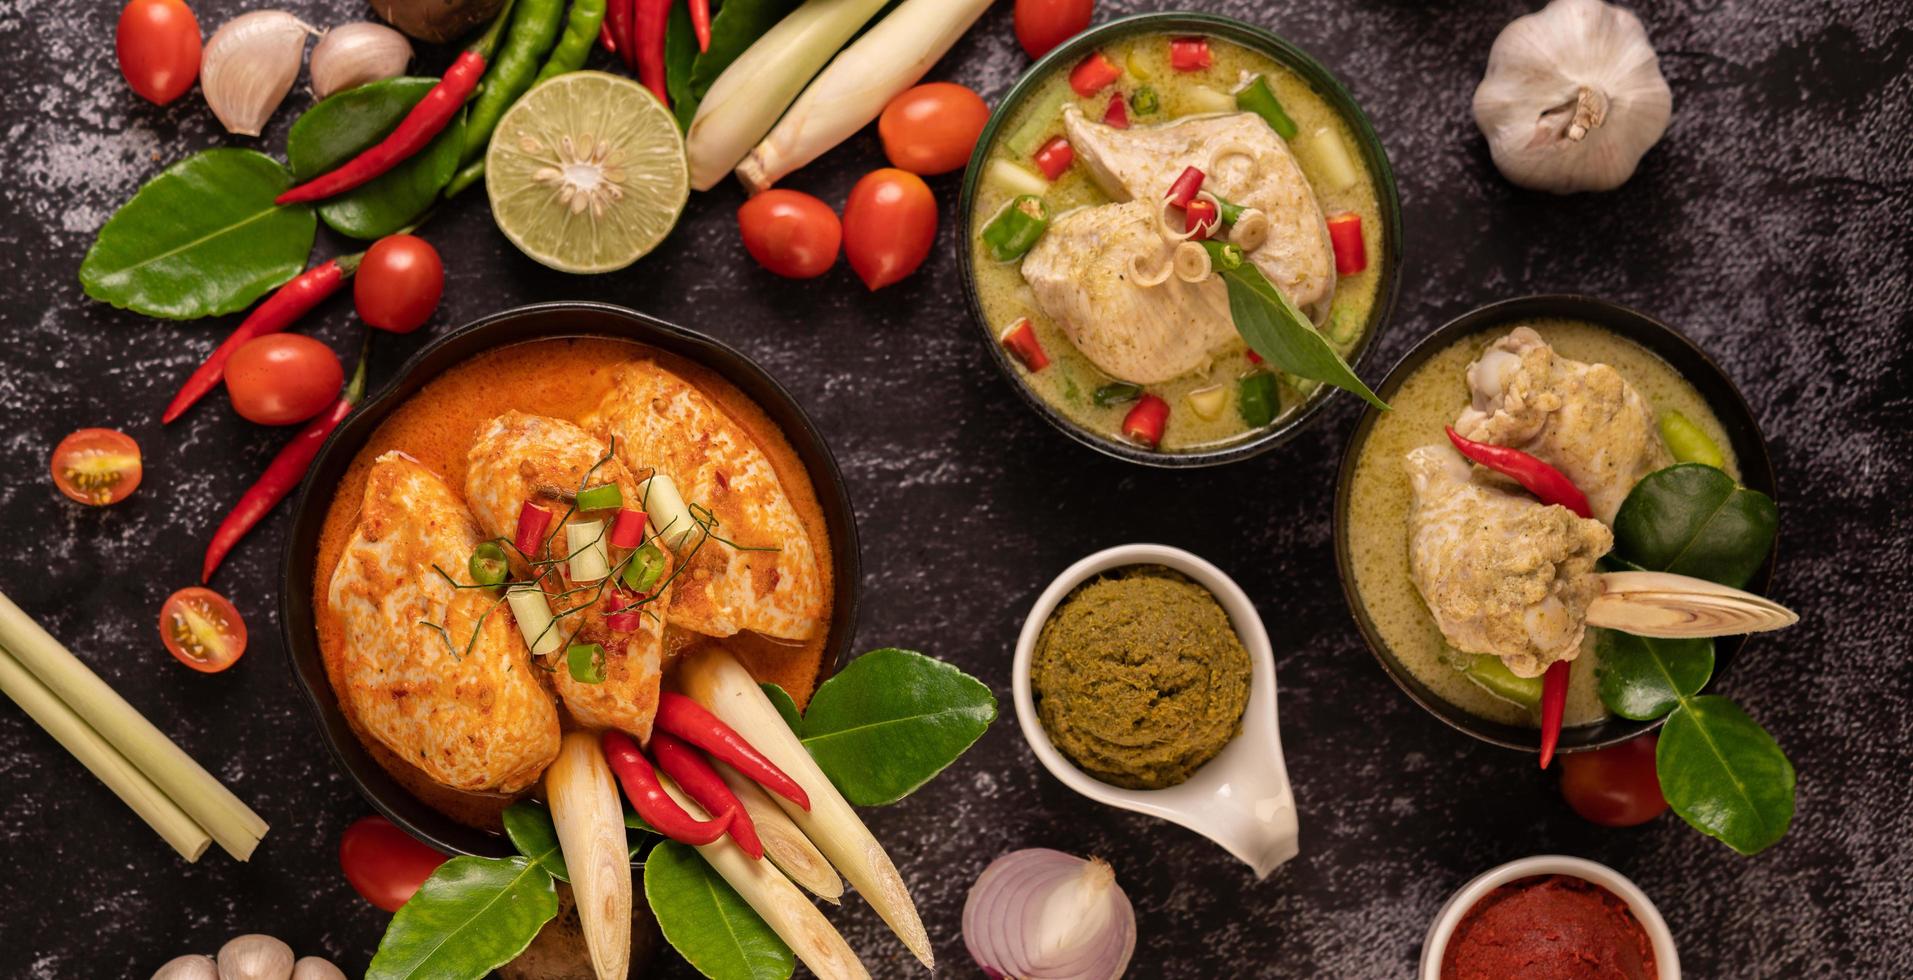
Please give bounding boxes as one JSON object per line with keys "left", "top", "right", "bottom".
{"left": 1453, "top": 327, "right": 1671, "bottom": 523}
{"left": 1404, "top": 444, "right": 1613, "bottom": 677}
{"left": 585, "top": 361, "right": 824, "bottom": 642}
{"left": 1062, "top": 106, "right": 1337, "bottom": 320}
{"left": 1020, "top": 200, "right": 1238, "bottom": 384}
{"left": 328, "top": 452, "right": 560, "bottom": 794}
{"left": 466, "top": 411, "right": 666, "bottom": 740}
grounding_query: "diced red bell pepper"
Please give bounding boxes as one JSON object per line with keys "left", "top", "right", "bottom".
{"left": 1032, "top": 136, "right": 1074, "bottom": 181}
{"left": 1170, "top": 37, "right": 1212, "bottom": 72}
{"left": 1069, "top": 51, "right": 1121, "bottom": 97}
{"left": 513, "top": 502, "right": 553, "bottom": 560}
{"left": 1326, "top": 211, "right": 1367, "bottom": 276}
{"left": 609, "top": 508, "right": 647, "bottom": 549}
{"left": 1184, "top": 199, "right": 1218, "bottom": 240}
{"left": 999, "top": 318, "right": 1050, "bottom": 372}
{"left": 1103, "top": 92, "right": 1128, "bottom": 129}
{"left": 1122, "top": 394, "right": 1169, "bottom": 448}
{"left": 1165, "top": 166, "right": 1205, "bottom": 208}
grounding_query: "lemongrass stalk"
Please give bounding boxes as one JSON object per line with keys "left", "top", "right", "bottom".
{"left": 0, "top": 590, "right": 266, "bottom": 860}
{"left": 678, "top": 648, "right": 933, "bottom": 968}
{"left": 685, "top": 0, "right": 892, "bottom": 191}
{"left": 0, "top": 645, "right": 211, "bottom": 861}
{"left": 735, "top": 0, "right": 994, "bottom": 193}
{"left": 547, "top": 732, "right": 631, "bottom": 980}
{"left": 658, "top": 776, "right": 870, "bottom": 980}
{"left": 712, "top": 759, "right": 843, "bottom": 904}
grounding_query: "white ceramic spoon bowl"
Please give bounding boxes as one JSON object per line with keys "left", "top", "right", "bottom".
{"left": 1012, "top": 543, "right": 1299, "bottom": 879}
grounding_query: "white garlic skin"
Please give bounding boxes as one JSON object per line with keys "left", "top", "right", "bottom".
{"left": 216, "top": 934, "right": 294, "bottom": 980}
{"left": 151, "top": 954, "right": 219, "bottom": 980}
{"left": 289, "top": 956, "right": 348, "bottom": 980}
{"left": 201, "top": 11, "right": 316, "bottom": 136}
{"left": 310, "top": 22, "right": 413, "bottom": 100}
{"left": 1472, "top": 0, "right": 1672, "bottom": 193}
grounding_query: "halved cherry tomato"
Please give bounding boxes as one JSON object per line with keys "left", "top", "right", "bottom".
{"left": 842, "top": 169, "right": 937, "bottom": 291}
{"left": 1014, "top": 0, "right": 1093, "bottom": 60}
{"left": 158, "top": 587, "right": 247, "bottom": 673}
{"left": 356, "top": 234, "right": 444, "bottom": 334}
{"left": 737, "top": 190, "right": 841, "bottom": 279}
{"left": 50, "top": 428, "right": 143, "bottom": 506}
{"left": 878, "top": 83, "right": 990, "bottom": 176}
{"left": 225, "top": 334, "right": 344, "bottom": 425}
{"left": 117, "top": 0, "right": 201, "bottom": 105}
{"left": 1559, "top": 734, "right": 1668, "bottom": 828}
{"left": 339, "top": 814, "right": 448, "bottom": 913}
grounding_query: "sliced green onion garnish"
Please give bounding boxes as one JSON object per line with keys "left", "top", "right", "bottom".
{"left": 566, "top": 642, "right": 607, "bottom": 684}
{"left": 468, "top": 541, "right": 509, "bottom": 586}
{"left": 575, "top": 483, "right": 623, "bottom": 511}
{"left": 621, "top": 542, "right": 667, "bottom": 593}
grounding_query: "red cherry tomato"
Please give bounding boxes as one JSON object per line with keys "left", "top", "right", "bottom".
{"left": 339, "top": 815, "right": 448, "bottom": 913}
{"left": 117, "top": 0, "right": 201, "bottom": 105}
{"left": 225, "top": 334, "right": 344, "bottom": 425}
{"left": 842, "top": 169, "right": 937, "bottom": 291}
{"left": 878, "top": 83, "right": 990, "bottom": 176}
{"left": 355, "top": 234, "right": 445, "bottom": 334}
{"left": 1560, "top": 734, "right": 1668, "bottom": 828}
{"left": 50, "top": 428, "right": 143, "bottom": 506}
{"left": 737, "top": 190, "right": 841, "bottom": 279}
{"left": 158, "top": 587, "right": 247, "bottom": 673}
{"left": 1014, "top": 0, "right": 1094, "bottom": 60}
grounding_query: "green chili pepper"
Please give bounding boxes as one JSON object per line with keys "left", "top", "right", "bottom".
{"left": 1659, "top": 411, "right": 1727, "bottom": 469}
{"left": 534, "top": 0, "right": 606, "bottom": 84}
{"left": 469, "top": 541, "right": 510, "bottom": 586}
{"left": 567, "top": 641, "right": 607, "bottom": 684}
{"left": 1236, "top": 76, "right": 1298, "bottom": 140}
{"left": 982, "top": 195, "right": 1050, "bottom": 262}
{"left": 443, "top": 0, "right": 568, "bottom": 197}
{"left": 1212, "top": 241, "right": 1245, "bottom": 271}
{"left": 621, "top": 541, "right": 666, "bottom": 593}
{"left": 1212, "top": 194, "right": 1246, "bottom": 225}
{"left": 1093, "top": 382, "right": 1143, "bottom": 407}
{"left": 576, "top": 482, "right": 623, "bottom": 511}
{"left": 1238, "top": 372, "right": 1280, "bottom": 427}
{"left": 1130, "top": 85, "right": 1160, "bottom": 115}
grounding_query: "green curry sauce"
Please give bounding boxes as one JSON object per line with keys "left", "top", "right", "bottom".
{"left": 971, "top": 33, "right": 1386, "bottom": 452}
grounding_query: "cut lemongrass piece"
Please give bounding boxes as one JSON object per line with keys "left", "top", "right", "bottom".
{"left": 1185, "top": 84, "right": 1236, "bottom": 114}
{"left": 567, "top": 521, "right": 610, "bottom": 582}
{"left": 658, "top": 775, "right": 870, "bottom": 980}
{"left": 1307, "top": 126, "right": 1359, "bottom": 192}
{"left": 507, "top": 586, "right": 561, "bottom": 658}
{"left": 0, "top": 590, "right": 266, "bottom": 860}
{"left": 0, "top": 645, "right": 211, "bottom": 861}
{"left": 679, "top": 648, "right": 933, "bottom": 969}
{"left": 713, "top": 759, "right": 843, "bottom": 904}
{"left": 986, "top": 158, "right": 1049, "bottom": 199}
{"left": 1187, "top": 384, "right": 1227, "bottom": 420}
{"left": 640, "top": 475, "right": 695, "bottom": 553}
{"left": 547, "top": 732, "right": 631, "bottom": 980}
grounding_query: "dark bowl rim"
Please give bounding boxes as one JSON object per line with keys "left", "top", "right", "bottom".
{"left": 956, "top": 9, "right": 1403, "bottom": 468}
{"left": 278, "top": 300, "right": 862, "bottom": 858}
{"left": 1330, "top": 294, "right": 1779, "bottom": 753}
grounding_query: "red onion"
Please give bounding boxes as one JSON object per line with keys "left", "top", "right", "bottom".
{"left": 963, "top": 848, "right": 1136, "bottom": 979}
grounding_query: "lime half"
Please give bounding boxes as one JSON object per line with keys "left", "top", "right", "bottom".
{"left": 486, "top": 72, "right": 689, "bottom": 274}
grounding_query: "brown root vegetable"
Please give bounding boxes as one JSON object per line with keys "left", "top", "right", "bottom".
{"left": 371, "top": 0, "right": 506, "bottom": 44}
{"left": 500, "top": 883, "right": 661, "bottom": 980}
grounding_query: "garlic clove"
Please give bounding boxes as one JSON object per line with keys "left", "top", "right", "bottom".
{"left": 216, "top": 934, "right": 294, "bottom": 980}
{"left": 289, "top": 956, "right": 347, "bottom": 980}
{"left": 201, "top": 11, "right": 316, "bottom": 137}
{"left": 151, "top": 954, "right": 219, "bottom": 980}
{"left": 309, "top": 22, "right": 413, "bottom": 100}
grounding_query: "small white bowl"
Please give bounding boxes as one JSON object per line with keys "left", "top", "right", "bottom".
{"left": 1420, "top": 855, "right": 1681, "bottom": 980}
{"left": 1012, "top": 543, "right": 1299, "bottom": 879}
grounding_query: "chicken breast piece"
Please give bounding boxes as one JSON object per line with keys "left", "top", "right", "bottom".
{"left": 585, "top": 361, "right": 824, "bottom": 641}
{"left": 328, "top": 452, "right": 560, "bottom": 794}
{"left": 466, "top": 411, "right": 665, "bottom": 740}
{"left": 1062, "top": 106, "right": 1337, "bottom": 319}
{"left": 1020, "top": 200, "right": 1238, "bottom": 384}
{"left": 1405, "top": 444, "right": 1612, "bottom": 677}
{"left": 1454, "top": 327, "right": 1671, "bottom": 523}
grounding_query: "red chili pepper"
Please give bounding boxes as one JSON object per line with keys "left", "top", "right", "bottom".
{"left": 599, "top": 20, "right": 617, "bottom": 53}
{"left": 1122, "top": 394, "right": 1169, "bottom": 447}
{"left": 1538, "top": 660, "right": 1571, "bottom": 769}
{"left": 602, "top": 731, "right": 734, "bottom": 846}
{"left": 1164, "top": 166, "right": 1206, "bottom": 208}
{"left": 514, "top": 502, "right": 554, "bottom": 559}
{"left": 689, "top": 0, "right": 711, "bottom": 52}
{"left": 1069, "top": 51, "right": 1120, "bottom": 97}
{"left": 655, "top": 692, "right": 810, "bottom": 810}
{"left": 1032, "top": 136, "right": 1074, "bottom": 181}
{"left": 605, "top": 583, "right": 645, "bottom": 632}
{"left": 201, "top": 347, "right": 368, "bottom": 582}
{"left": 999, "top": 318, "right": 1050, "bottom": 372}
{"left": 162, "top": 254, "right": 362, "bottom": 424}
{"left": 605, "top": 0, "right": 632, "bottom": 63}
{"left": 634, "top": 0, "right": 671, "bottom": 106}
{"left": 609, "top": 508, "right": 647, "bottom": 550}
{"left": 1102, "top": 91, "right": 1128, "bottom": 129}
{"left": 1169, "top": 37, "right": 1212, "bottom": 72}
{"left": 1184, "top": 199, "right": 1218, "bottom": 240}
{"left": 650, "top": 732, "right": 762, "bottom": 859}
{"left": 1444, "top": 427, "right": 1593, "bottom": 519}
{"left": 1325, "top": 211, "right": 1367, "bottom": 276}
{"left": 1246, "top": 348, "right": 1264, "bottom": 365}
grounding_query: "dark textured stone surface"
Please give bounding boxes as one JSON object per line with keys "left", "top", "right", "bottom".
{"left": 2, "top": 0, "right": 1909, "bottom": 976}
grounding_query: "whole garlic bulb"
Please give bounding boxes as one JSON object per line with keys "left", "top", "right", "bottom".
{"left": 1472, "top": 0, "right": 1672, "bottom": 193}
